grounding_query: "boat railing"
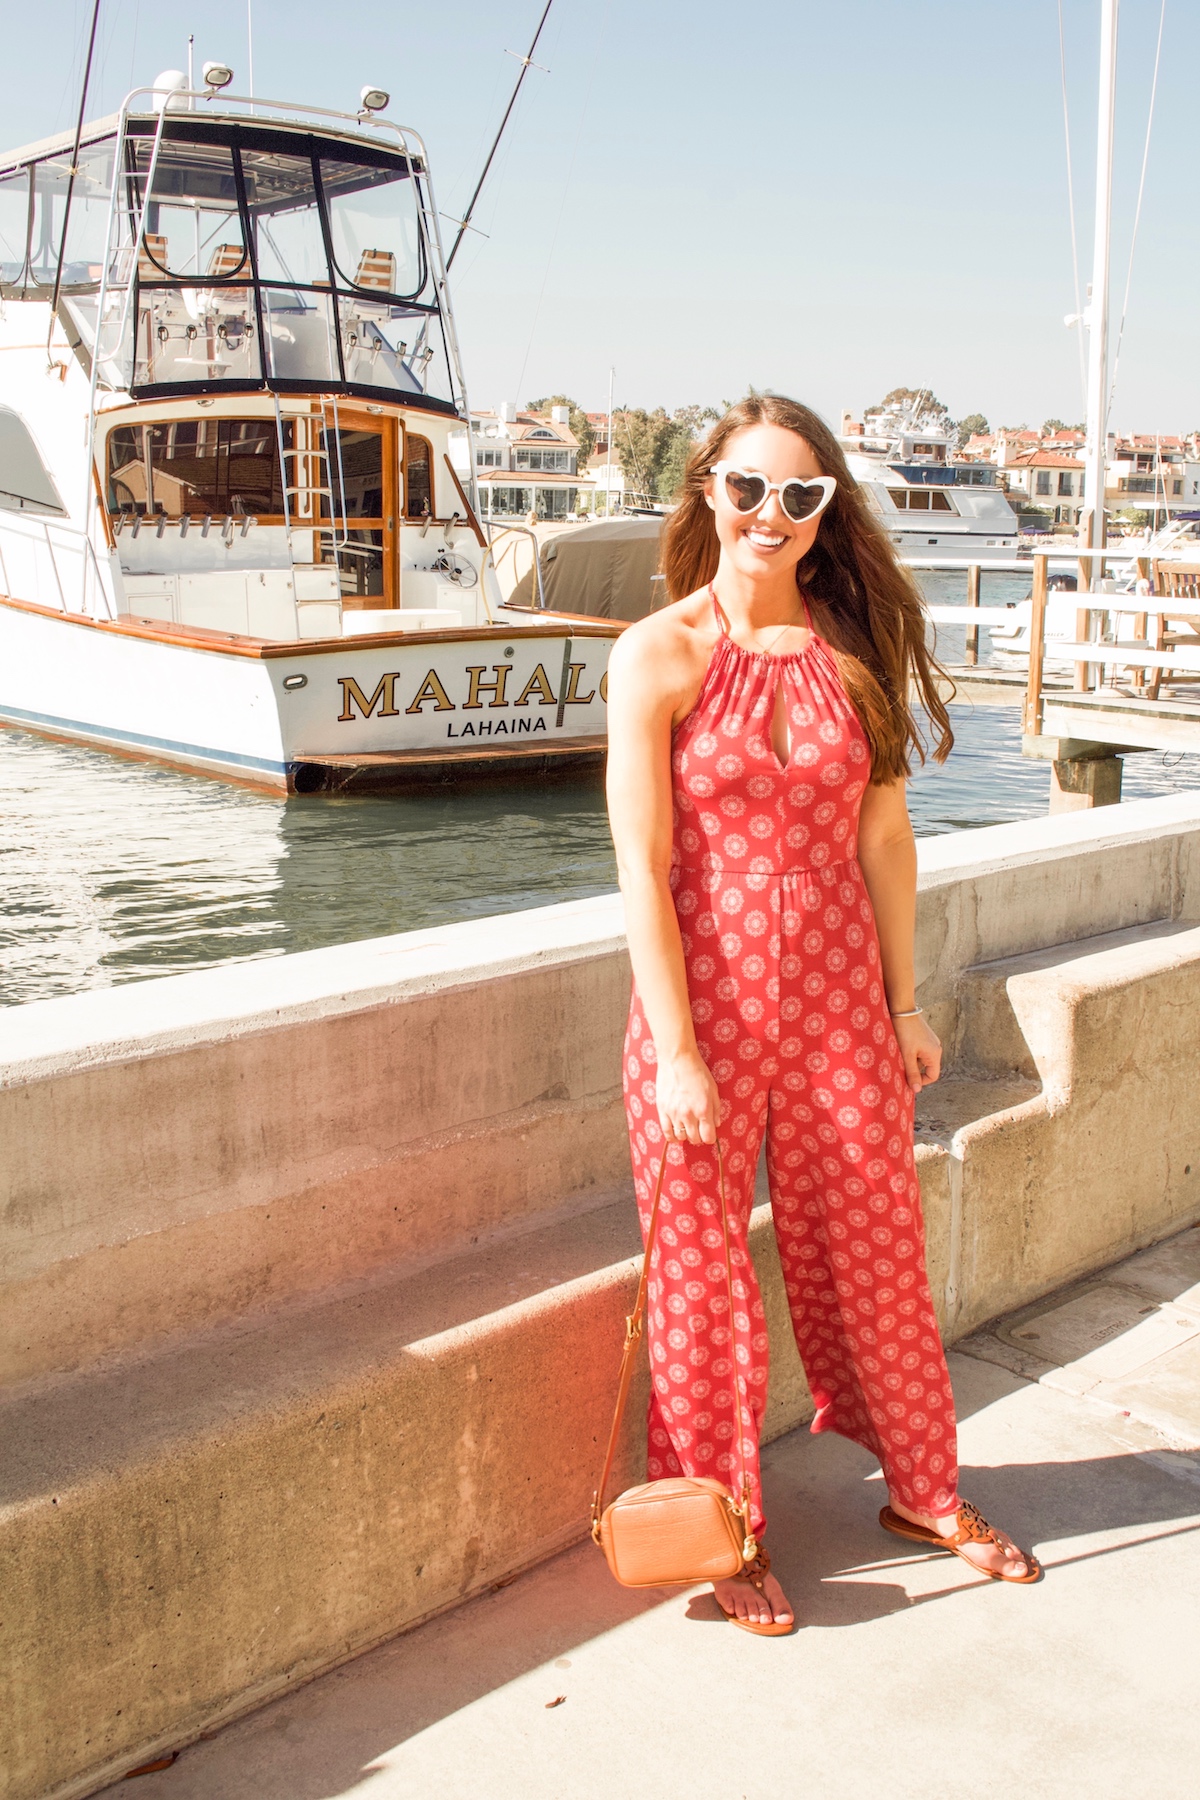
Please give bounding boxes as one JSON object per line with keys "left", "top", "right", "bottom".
{"left": 484, "top": 523, "right": 546, "bottom": 608}
{"left": 0, "top": 513, "right": 117, "bottom": 621}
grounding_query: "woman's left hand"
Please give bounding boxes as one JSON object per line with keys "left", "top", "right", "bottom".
{"left": 892, "top": 1012, "right": 942, "bottom": 1092}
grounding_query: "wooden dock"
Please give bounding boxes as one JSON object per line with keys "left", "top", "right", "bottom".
{"left": 916, "top": 549, "right": 1200, "bottom": 807}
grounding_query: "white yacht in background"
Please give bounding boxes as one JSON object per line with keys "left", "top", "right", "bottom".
{"left": 0, "top": 74, "right": 613, "bottom": 793}
{"left": 840, "top": 407, "right": 1020, "bottom": 564}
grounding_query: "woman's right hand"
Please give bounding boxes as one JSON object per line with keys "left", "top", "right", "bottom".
{"left": 656, "top": 1047, "right": 721, "bottom": 1145}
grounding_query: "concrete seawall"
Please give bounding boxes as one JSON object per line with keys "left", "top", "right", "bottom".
{"left": 4, "top": 793, "right": 1200, "bottom": 1800}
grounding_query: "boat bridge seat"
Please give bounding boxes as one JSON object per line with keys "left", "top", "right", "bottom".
{"left": 137, "top": 233, "right": 170, "bottom": 279}
{"left": 206, "top": 243, "right": 247, "bottom": 279}
{"left": 354, "top": 249, "right": 397, "bottom": 292}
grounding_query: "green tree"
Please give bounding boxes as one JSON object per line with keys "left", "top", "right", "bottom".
{"left": 655, "top": 405, "right": 720, "bottom": 501}
{"left": 611, "top": 404, "right": 721, "bottom": 504}
{"left": 957, "top": 412, "right": 989, "bottom": 448}
{"left": 613, "top": 407, "right": 669, "bottom": 503}
{"left": 1042, "top": 418, "right": 1067, "bottom": 435}
{"left": 524, "top": 394, "right": 595, "bottom": 464}
{"left": 870, "top": 386, "right": 951, "bottom": 424}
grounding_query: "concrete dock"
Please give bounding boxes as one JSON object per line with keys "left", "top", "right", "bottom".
{"left": 95, "top": 1225, "right": 1200, "bottom": 1800}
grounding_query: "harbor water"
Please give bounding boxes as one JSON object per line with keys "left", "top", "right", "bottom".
{"left": 4, "top": 570, "right": 1197, "bottom": 1007}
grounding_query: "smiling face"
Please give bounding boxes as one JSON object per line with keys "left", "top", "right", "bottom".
{"left": 704, "top": 423, "right": 831, "bottom": 584}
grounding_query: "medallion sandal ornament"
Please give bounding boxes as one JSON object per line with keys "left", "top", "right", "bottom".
{"left": 878, "top": 1501, "right": 1041, "bottom": 1584}
{"left": 591, "top": 1143, "right": 794, "bottom": 1635}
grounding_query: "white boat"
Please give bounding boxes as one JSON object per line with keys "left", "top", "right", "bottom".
{"left": 0, "top": 76, "right": 614, "bottom": 793}
{"left": 841, "top": 407, "right": 1020, "bottom": 564}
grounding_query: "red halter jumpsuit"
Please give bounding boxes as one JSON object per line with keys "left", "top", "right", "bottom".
{"left": 622, "top": 593, "right": 959, "bottom": 1535}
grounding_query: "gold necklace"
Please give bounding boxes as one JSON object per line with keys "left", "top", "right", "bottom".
{"left": 758, "top": 618, "right": 801, "bottom": 654}
{"left": 713, "top": 587, "right": 808, "bottom": 653}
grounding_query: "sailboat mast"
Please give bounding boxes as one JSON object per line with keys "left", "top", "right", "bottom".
{"left": 1082, "top": 0, "right": 1119, "bottom": 559}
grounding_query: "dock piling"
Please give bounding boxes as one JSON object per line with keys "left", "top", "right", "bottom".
{"left": 1022, "top": 552, "right": 1049, "bottom": 737}
{"left": 965, "top": 563, "right": 980, "bottom": 664}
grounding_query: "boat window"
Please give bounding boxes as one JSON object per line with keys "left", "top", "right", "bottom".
{"left": 25, "top": 143, "right": 114, "bottom": 287}
{"left": 890, "top": 489, "right": 953, "bottom": 512}
{"left": 106, "top": 419, "right": 288, "bottom": 516}
{"left": 324, "top": 428, "right": 384, "bottom": 519}
{"left": 318, "top": 527, "right": 385, "bottom": 598}
{"left": 134, "top": 283, "right": 263, "bottom": 386}
{"left": 321, "top": 158, "right": 423, "bottom": 297}
{"left": 404, "top": 433, "right": 432, "bottom": 517}
{"left": 0, "top": 169, "right": 31, "bottom": 288}
{"left": 260, "top": 285, "right": 340, "bottom": 384}
{"left": 140, "top": 140, "right": 246, "bottom": 280}
{"left": 0, "top": 406, "right": 67, "bottom": 514}
{"left": 242, "top": 150, "right": 327, "bottom": 288}
{"left": 9, "top": 121, "right": 458, "bottom": 408}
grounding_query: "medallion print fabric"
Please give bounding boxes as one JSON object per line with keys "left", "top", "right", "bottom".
{"left": 623, "top": 602, "right": 959, "bottom": 1534}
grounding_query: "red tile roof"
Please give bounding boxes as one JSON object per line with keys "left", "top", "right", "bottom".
{"left": 1008, "top": 450, "right": 1084, "bottom": 468}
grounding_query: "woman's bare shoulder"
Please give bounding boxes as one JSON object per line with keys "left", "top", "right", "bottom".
{"left": 610, "top": 589, "right": 715, "bottom": 670}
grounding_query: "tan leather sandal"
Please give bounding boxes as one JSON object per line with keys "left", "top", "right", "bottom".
{"left": 714, "top": 1546, "right": 797, "bottom": 1636}
{"left": 879, "top": 1501, "right": 1041, "bottom": 1584}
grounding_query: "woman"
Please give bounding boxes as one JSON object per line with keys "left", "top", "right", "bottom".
{"left": 605, "top": 395, "right": 1038, "bottom": 1635}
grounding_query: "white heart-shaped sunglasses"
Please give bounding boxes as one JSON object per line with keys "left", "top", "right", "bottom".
{"left": 709, "top": 461, "right": 837, "bottom": 523}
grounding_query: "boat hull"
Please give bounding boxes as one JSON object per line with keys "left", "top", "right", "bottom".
{"left": 0, "top": 598, "right": 617, "bottom": 792}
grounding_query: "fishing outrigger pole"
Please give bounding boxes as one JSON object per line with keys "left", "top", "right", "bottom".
{"left": 445, "top": 0, "right": 555, "bottom": 269}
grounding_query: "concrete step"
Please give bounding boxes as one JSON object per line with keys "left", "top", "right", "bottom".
{"left": 944, "top": 918, "right": 1200, "bottom": 1334}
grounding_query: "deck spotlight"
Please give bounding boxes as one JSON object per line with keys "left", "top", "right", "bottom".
{"left": 203, "top": 61, "right": 234, "bottom": 90}
{"left": 360, "top": 85, "right": 390, "bottom": 112}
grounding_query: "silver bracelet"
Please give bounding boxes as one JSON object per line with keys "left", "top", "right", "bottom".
{"left": 889, "top": 1005, "right": 924, "bottom": 1018}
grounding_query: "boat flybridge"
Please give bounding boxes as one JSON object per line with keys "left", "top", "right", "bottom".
{"left": 0, "top": 78, "right": 613, "bottom": 791}
{"left": 841, "top": 416, "right": 1020, "bottom": 566}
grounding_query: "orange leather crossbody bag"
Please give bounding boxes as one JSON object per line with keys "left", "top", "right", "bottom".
{"left": 590, "top": 1141, "right": 758, "bottom": 1588}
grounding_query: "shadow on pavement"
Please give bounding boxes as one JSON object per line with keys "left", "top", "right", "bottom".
{"left": 112, "top": 1400, "right": 1200, "bottom": 1800}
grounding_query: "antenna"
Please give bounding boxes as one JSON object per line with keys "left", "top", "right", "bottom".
{"left": 446, "top": 0, "right": 555, "bottom": 270}
{"left": 1081, "top": 0, "right": 1119, "bottom": 560}
{"left": 47, "top": 0, "right": 104, "bottom": 369}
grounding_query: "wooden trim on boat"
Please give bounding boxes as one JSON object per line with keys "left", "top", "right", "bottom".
{"left": 258, "top": 617, "right": 621, "bottom": 657}
{"left": 442, "top": 453, "right": 487, "bottom": 547}
{"left": 0, "top": 592, "right": 621, "bottom": 659}
{"left": 502, "top": 604, "right": 635, "bottom": 629}
{"left": 0, "top": 592, "right": 274, "bottom": 657}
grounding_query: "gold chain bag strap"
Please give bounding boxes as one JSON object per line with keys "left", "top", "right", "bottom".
{"left": 590, "top": 1140, "right": 758, "bottom": 1587}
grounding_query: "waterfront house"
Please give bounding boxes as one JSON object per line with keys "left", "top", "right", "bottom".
{"left": 451, "top": 404, "right": 591, "bottom": 520}
{"left": 1001, "top": 449, "right": 1086, "bottom": 528}
{"left": 1106, "top": 435, "right": 1200, "bottom": 524}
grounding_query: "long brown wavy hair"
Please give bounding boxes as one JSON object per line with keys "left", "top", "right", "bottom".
{"left": 661, "top": 394, "right": 953, "bottom": 781}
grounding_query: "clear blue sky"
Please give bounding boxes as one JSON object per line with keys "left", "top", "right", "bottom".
{"left": 5, "top": 0, "right": 1196, "bottom": 433}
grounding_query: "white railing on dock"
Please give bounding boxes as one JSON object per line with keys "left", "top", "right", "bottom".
{"left": 1021, "top": 549, "right": 1200, "bottom": 737}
